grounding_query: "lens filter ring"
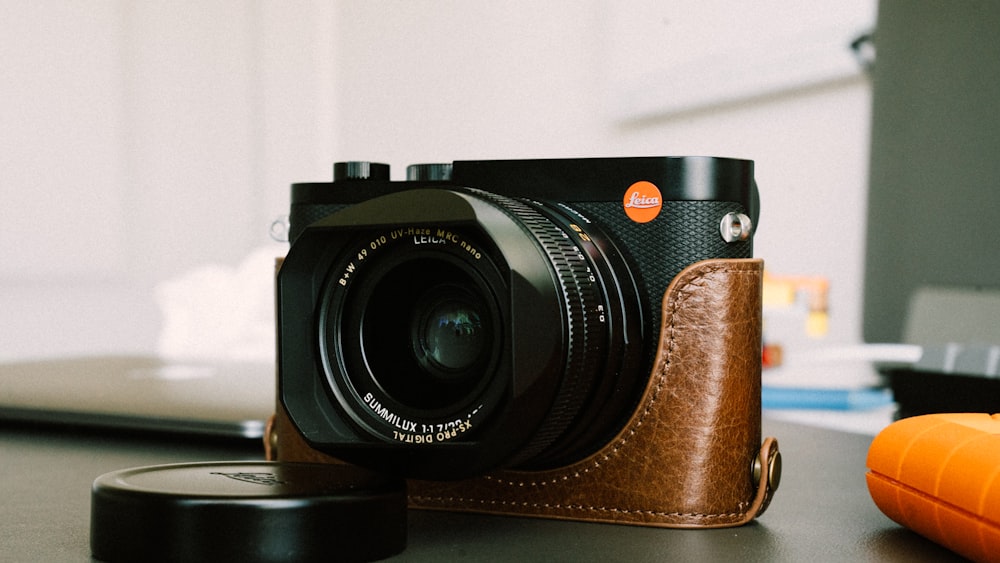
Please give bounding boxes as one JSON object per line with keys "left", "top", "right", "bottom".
{"left": 318, "top": 227, "right": 508, "bottom": 445}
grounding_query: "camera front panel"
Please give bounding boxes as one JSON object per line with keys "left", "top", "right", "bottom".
{"left": 278, "top": 157, "right": 756, "bottom": 479}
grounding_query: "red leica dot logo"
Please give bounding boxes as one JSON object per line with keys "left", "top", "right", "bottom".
{"left": 622, "top": 181, "right": 662, "bottom": 223}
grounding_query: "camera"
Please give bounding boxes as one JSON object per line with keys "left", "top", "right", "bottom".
{"left": 271, "top": 157, "right": 779, "bottom": 528}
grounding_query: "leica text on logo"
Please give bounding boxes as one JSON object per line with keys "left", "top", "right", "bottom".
{"left": 622, "top": 181, "right": 663, "bottom": 223}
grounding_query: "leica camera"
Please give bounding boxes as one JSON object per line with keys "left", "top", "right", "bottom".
{"left": 275, "top": 157, "right": 761, "bottom": 484}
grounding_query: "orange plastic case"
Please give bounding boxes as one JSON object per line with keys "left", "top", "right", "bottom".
{"left": 866, "top": 413, "right": 1000, "bottom": 563}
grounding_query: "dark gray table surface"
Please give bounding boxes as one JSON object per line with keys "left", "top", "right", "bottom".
{"left": 0, "top": 418, "right": 964, "bottom": 562}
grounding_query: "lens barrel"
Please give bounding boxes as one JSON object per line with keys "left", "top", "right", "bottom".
{"left": 279, "top": 188, "right": 645, "bottom": 478}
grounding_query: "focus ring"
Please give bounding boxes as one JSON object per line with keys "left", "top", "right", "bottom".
{"left": 469, "top": 190, "right": 605, "bottom": 458}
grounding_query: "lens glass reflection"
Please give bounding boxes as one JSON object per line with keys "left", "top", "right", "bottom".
{"left": 413, "top": 287, "right": 487, "bottom": 376}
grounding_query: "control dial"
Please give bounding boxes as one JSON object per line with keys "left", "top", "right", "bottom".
{"left": 333, "top": 161, "right": 390, "bottom": 182}
{"left": 406, "top": 163, "right": 454, "bottom": 181}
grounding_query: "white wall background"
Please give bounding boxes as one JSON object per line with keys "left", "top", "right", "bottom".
{"left": 0, "top": 1, "right": 874, "bottom": 361}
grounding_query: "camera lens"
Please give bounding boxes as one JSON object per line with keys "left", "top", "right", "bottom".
{"left": 284, "top": 188, "right": 646, "bottom": 478}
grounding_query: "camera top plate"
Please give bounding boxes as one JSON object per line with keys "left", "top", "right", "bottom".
{"left": 291, "top": 156, "right": 758, "bottom": 229}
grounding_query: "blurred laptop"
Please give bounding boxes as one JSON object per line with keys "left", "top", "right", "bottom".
{"left": 0, "top": 356, "right": 274, "bottom": 440}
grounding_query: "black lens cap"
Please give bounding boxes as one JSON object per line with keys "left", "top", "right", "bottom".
{"left": 90, "top": 461, "right": 406, "bottom": 562}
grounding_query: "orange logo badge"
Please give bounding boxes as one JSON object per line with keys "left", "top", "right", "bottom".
{"left": 622, "top": 181, "right": 662, "bottom": 223}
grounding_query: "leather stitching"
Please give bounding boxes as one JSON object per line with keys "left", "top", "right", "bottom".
{"left": 407, "top": 495, "right": 749, "bottom": 522}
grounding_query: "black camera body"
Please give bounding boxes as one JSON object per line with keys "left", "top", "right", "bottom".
{"left": 277, "top": 157, "right": 758, "bottom": 480}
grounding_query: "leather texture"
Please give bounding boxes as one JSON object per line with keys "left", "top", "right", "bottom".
{"left": 267, "top": 257, "right": 778, "bottom": 528}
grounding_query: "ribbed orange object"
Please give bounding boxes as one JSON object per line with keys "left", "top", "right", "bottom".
{"left": 867, "top": 413, "right": 1000, "bottom": 563}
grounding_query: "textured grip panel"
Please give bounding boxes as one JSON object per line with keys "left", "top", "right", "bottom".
{"left": 867, "top": 413, "right": 1000, "bottom": 562}
{"left": 576, "top": 200, "right": 752, "bottom": 323}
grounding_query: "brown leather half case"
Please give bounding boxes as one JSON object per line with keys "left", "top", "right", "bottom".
{"left": 267, "top": 258, "right": 779, "bottom": 528}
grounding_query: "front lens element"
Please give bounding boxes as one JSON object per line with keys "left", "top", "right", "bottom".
{"left": 412, "top": 285, "right": 488, "bottom": 376}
